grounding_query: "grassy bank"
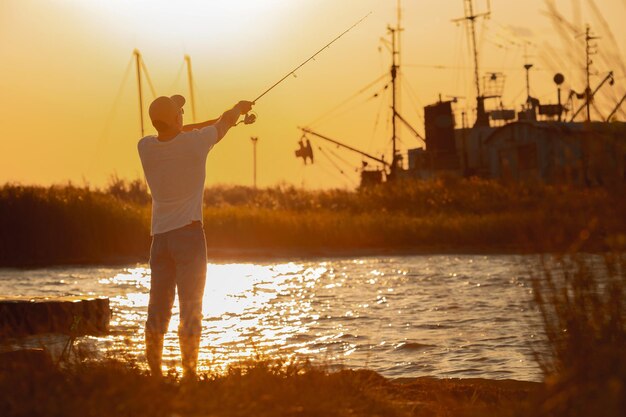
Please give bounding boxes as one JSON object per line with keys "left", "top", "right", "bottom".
{"left": 0, "top": 356, "right": 539, "bottom": 417}
{"left": 1, "top": 178, "right": 625, "bottom": 266}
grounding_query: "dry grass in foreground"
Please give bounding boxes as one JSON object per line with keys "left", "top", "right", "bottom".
{"left": 0, "top": 356, "right": 539, "bottom": 417}
{"left": 531, "top": 253, "right": 626, "bottom": 417}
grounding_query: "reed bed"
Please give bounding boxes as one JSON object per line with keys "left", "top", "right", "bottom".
{"left": 530, "top": 253, "right": 626, "bottom": 417}
{"left": 1, "top": 178, "right": 624, "bottom": 266}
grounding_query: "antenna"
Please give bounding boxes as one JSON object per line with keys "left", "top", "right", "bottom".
{"left": 584, "top": 25, "right": 600, "bottom": 122}
{"left": 524, "top": 64, "right": 534, "bottom": 106}
{"left": 453, "top": 0, "right": 491, "bottom": 127}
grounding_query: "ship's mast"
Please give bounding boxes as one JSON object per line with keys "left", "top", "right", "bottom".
{"left": 454, "top": 0, "right": 491, "bottom": 127}
{"left": 388, "top": 1, "right": 403, "bottom": 178}
{"left": 184, "top": 55, "right": 197, "bottom": 123}
{"left": 133, "top": 49, "right": 145, "bottom": 137}
{"left": 389, "top": 26, "right": 399, "bottom": 177}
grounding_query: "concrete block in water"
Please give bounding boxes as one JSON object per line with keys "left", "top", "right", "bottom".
{"left": 0, "top": 296, "right": 110, "bottom": 338}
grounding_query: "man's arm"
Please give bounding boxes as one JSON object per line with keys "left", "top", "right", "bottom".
{"left": 181, "top": 117, "right": 220, "bottom": 132}
{"left": 213, "top": 101, "right": 254, "bottom": 143}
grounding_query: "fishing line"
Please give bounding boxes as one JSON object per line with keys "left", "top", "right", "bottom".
{"left": 250, "top": 12, "right": 372, "bottom": 105}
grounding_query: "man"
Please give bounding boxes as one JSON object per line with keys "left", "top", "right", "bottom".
{"left": 137, "top": 94, "right": 253, "bottom": 379}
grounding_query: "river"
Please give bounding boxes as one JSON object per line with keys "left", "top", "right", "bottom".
{"left": 0, "top": 255, "right": 547, "bottom": 381}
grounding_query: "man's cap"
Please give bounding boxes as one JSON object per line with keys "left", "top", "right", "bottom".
{"left": 149, "top": 95, "right": 186, "bottom": 131}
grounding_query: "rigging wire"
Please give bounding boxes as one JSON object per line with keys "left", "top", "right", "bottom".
{"left": 400, "top": 73, "right": 423, "bottom": 112}
{"left": 325, "top": 146, "right": 360, "bottom": 172}
{"left": 366, "top": 80, "right": 388, "bottom": 152}
{"left": 400, "top": 74, "right": 426, "bottom": 138}
{"left": 192, "top": 78, "right": 211, "bottom": 118}
{"left": 317, "top": 146, "right": 347, "bottom": 176}
{"left": 403, "top": 63, "right": 551, "bottom": 72}
{"left": 168, "top": 61, "right": 186, "bottom": 93}
{"left": 454, "top": 24, "right": 470, "bottom": 117}
{"left": 306, "top": 72, "right": 388, "bottom": 127}
{"left": 87, "top": 55, "right": 135, "bottom": 175}
{"left": 309, "top": 82, "right": 390, "bottom": 129}
{"left": 140, "top": 59, "right": 158, "bottom": 99}
{"left": 318, "top": 163, "right": 355, "bottom": 188}
{"left": 314, "top": 148, "right": 357, "bottom": 188}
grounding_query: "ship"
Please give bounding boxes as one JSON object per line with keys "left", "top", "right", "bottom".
{"left": 295, "top": 0, "right": 626, "bottom": 187}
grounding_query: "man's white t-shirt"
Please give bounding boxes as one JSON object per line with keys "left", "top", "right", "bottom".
{"left": 137, "top": 126, "right": 218, "bottom": 235}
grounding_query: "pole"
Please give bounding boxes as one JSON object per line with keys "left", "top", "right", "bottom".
{"left": 467, "top": 0, "right": 481, "bottom": 101}
{"left": 583, "top": 25, "right": 600, "bottom": 122}
{"left": 184, "top": 55, "right": 197, "bottom": 123}
{"left": 524, "top": 64, "right": 533, "bottom": 104}
{"left": 389, "top": 26, "right": 398, "bottom": 177}
{"left": 558, "top": 86, "right": 562, "bottom": 122}
{"left": 585, "top": 26, "right": 591, "bottom": 122}
{"left": 396, "top": 0, "right": 402, "bottom": 135}
{"left": 251, "top": 137, "right": 258, "bottom": 188}
{"left": 133, "top": 49, "right": 144, "bottom": 137}
{"left": 453, "top": 0, "right": 491, "bottom": 127}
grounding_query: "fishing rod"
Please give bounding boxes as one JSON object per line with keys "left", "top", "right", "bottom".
{"left": 239, "top": 11, "right": 373, "bottom": 125}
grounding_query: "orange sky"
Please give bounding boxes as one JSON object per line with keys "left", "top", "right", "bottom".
{"left": 1, "top": 0, "right": 625, "bottom": 189}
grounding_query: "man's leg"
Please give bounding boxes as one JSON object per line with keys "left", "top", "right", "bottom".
{"left": 145, "top": 234, "right": 176, "bottom": 377}
{"left": 171, "top": 223, "right": 207, "bottom": 379}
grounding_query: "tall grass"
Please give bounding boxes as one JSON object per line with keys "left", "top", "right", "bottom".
{"left": 531, "top": 253, "right": 626, "bottom": 416}
{"left": 1, "top": 178, "right": 624, "bottom": 266}
{"left": 0, "top": 184, "right": 150, "bottom": 266}
{"left": 0, "top": 355, "right": 538, "bottom": 417}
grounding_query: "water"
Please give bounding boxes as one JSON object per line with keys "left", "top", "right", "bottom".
{"left": 0, "top": 255, "right": 546, "bottom": 381}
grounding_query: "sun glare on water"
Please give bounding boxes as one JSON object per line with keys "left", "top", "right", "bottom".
{"left": 106, "top": 261, "right": 326, "bottom": 372}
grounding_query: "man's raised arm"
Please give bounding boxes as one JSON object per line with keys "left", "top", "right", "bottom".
{"left": 181, "top": 117, "right": 220, "bottom": 132}
{"left": 212, "top": 101, "right": 254, "bottom": 143}
{"left": 182, "top": 101, "right": 253, "bottom": 143}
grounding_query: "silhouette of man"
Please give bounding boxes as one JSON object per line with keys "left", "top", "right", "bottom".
{"left": 138, "top": 95, "right": 253, "bottom": 378}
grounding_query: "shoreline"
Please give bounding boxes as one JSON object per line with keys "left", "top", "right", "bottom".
{"left": 0, "top": 245, "right": 604, "bottom": 269}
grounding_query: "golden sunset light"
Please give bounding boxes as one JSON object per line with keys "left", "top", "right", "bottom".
{"left": 1, "top": 2, "right": 626, "bottom": 416}
{"left": 2, "top": 0, "right": 624, "bottom": 188}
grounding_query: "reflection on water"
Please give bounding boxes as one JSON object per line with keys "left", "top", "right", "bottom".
{"left": 0, "top": 255, "right": 546, "bottom": 381}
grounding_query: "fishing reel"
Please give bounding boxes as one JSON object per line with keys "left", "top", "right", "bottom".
{"left": 238, "top": 112, "right": 257, "bottom": 125}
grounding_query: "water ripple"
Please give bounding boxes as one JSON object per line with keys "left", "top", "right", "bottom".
{"left": 0, "top": 255, "right": 549, "bottom": 381}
